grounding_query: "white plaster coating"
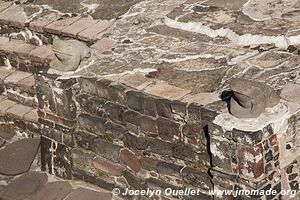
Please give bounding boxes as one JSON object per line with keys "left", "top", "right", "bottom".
{"left": 213, "top": 101, "right": 298, "bottom": 131}
{"left": 164, "top": 17, "right": 300, "bottom": 48}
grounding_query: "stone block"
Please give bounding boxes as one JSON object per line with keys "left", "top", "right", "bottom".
{"left": 211, "top": 138, "right": 233, "bottom": 173}
{"left": 157, "top": 161, "right": 183, "bottom": 178}
{"left": 144, "top": 82, "right": 190, "bottom": 100}
{"left": 76, "top": 94, "right": 106, "bottom": 117}
{"left": 17, "top": 75, "right": 35, "bottom": 94}
{"left": 90, "top": 38, "right": 116, "bottom": 53}
{"left": 4, "top": 70, "right": 32, "bottom": 85}
{"left": 181, "top": 167, "right": 212, "bottom": 190}
{"left": 0, "top": 5, "right": 27, "bottom": 28}
{"left": 237, "top": 143, "right": 264, "bottom": 179}
{"left": 123, "top": 170, "right": 146, "bottom": 190}
{"left": 140, "top": 157, "right": 159, "bottom": 171}
{"left": 29, "top": 45, "right": 54, "bottom": 63}
{"left": 173, "top": 142, "right": 197, "bottom": 162}
{"left": 120, "top": 148, "right": 141, "bottom": 172}
{"left": 119, "top": 73, "right": 153, "bottom": 90}
{"left": 95, "top": 139, "right": 121, "bottom": 163}
{"left": 79, "top": 77, "right": 97, "bottom": 95}
{"left": 93, "top": 156, "right": 124, "bottom": 176}
{"left": 62, "top": 17, "right": 98, "bottom": 37}
{"left": 156, "top": 117, "right": 180, "bottom": 141}
{"left": 45, "top": 16, "right": 81, "bottom": 34}
{"left": 139, "top": 115, "right": 157, "bottom": 136}
{"left": 126, "top": 90, "right": 145, "bottom": 113}
{"left": 187, "top": 103, "right": 202, "bottom": 123}
{"left": 30, "top": 12, "right": 59, "bottom": 33}
{"left": 78, "top": 113, "right": 106, "bottom": 135}
{"left": 78, "top": 20, "right": 113, "bottom": 41}
{"left": 0, "top": 99, "right": 17, "bottom": 116}
{"left": 6, "top": 104, "right": 33, "bottom": 120}
{"left": 232, "top": 129, "right": 264, "bottom": 146}
{"left": 149, "top": 139, "right": 174, "bottom": 156}
{"left": 0, "top": 67, "right": 14, "bottom": 82}
{"left": 104, "top": 102, "right": 125, "bottom": 123}
{"left": 74, "top": 131, "right": 97, "bottom": 151}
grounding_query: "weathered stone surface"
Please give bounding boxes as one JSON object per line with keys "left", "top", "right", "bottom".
{"left": 0, "top": 172, "right": 48, "bottom": 200}
{"left": 182, "top": 167, "right": 212, "bottom": 190}
{"left": 120, "top": 148, "right": 141, "bottom": 172}
{"left": 93, "top": 156, "right": 124, "bottom": 176}
{"left": 0, "top": 138, "right": 40, "bottom": 175}
{"left": 228, "top": 78, "right": 280, "bottom": 118}
{"left": 29, "top": 181, "right": 73, "bottom": 200}
{"left": 145, "top": 82, "right": 190, "bottom": 100}
{"left": 149, "top": 139, "right": 174, "bottom": 156}
{"left": 65, "top": 187, "right": 112, "bottom": 200}
{"left": 237, "top": 143, "right": 264, "bottom": 179}
{"left": 281, "top": 83, "right": 300, "bottom": 104}
{"left": 50, "top": 39, "right": 91, "bottom": 72}
{"left": 156, "top": 117, "right": 180, "bottom": 141}
{"left": 78, "top": 113, "right": 106, "bottom": 134}
{"left": 95, "top": 139, "right": 121, "bottom": 162}
{"left": 157, "top": 161, "right": 183, "bottom": 178}
{"left": 62, "top": 17, "right": 98, "bottom": 37}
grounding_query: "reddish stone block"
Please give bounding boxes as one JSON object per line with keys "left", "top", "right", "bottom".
{"left": 0, "top": 5, "right": 27, "bottom": 28}
{"left": 29, "top": 45, "right": 54, "bottom": 63}
{"left": 93, "top": 156, "right": 124, "bottom": 176}
{"left": 78, "top": 20, "right": 113, "bottom": 41}
{"left": 23, "top": 109, "right": 38, "bottom": 122}
{"left": 0, "top": 67, "right": 14, "bottom": 82}
{"left": 6, "top": 104, "right": 33, "bottom": 119}
{"left": 140, "top": 157, "right": 159, "bottom": 171}
{"left": 1, "top": 39, "right": 34, "bottom": 56}
{"left": 120, "top": 148, "right": 141, "bottom": 173}
{"left": 0, "top": 100, "right": 17, "bottom": 121}
{"left": 30, "top": 13, "right": 59, "bottom": 33}
{"left": 62, "top": 17, "right": 98, "bottom": 37}
{"left": 145, "top": 82, "right": 190, "bottom": 100}
{"left": 90, "top": 38, "right": 116, "bottom": 53}
{"left": 4, "top": 70, "right": 32, "bottom": 85}
{"left": 17, "top": 75, "right": 35, "bottom": 94}
{"left": 45, "top": 16, "right": 81, "bottom": 34}
{"left": 237, "top": 143, "right": 264, "bottom": 179}
{"left": 269, "top": 134, "right": 277, "bottom": 146}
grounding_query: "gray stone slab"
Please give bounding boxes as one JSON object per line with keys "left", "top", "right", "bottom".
{"left": 0, "top": 124, "right": 15, "bottom": 140}
{"left": 28, "top": 181, "right": 73, "bottom": 200}
{"left": 65, "top": 187, "right": 112, "bottom": 200}
{"left": 0, "top": 172, "right": 48, "bottom": 200}
{"left": 0, "top": 138, "right": 40, "bottom": 175}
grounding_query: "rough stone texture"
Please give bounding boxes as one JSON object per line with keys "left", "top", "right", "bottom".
{"left": 0, "top": 172, "right": 48, "bottom": 200}
{"left": 65, "top": 188, "right": 112, "bottom": 200}
{"left": 0, "top": 138, "right": 40, "bottom": 175}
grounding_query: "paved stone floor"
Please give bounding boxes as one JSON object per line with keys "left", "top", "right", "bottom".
{"left": 0, "top": 132, "right": 113, "bottom": 200}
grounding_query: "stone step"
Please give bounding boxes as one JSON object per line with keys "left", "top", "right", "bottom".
{"left": 0, "top": 1, "right": 113, "bottom": 45}
{"left": 0, "top": 67, "right": 37, "bottom": 107}
{"left": 0, "top": 37, "right": 53, "bottom": 74}
{"left": 0, "top": 94, "right": 38, "bottom": 124}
